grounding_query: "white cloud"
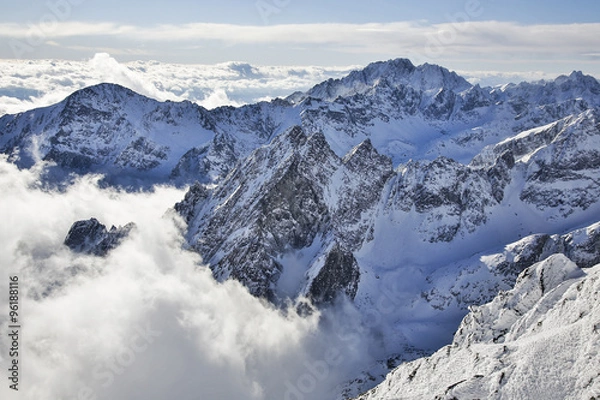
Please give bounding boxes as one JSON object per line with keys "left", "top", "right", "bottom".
{"left": 459, "top": 70, "right": 558, "bottom": 86}
{"left": 0, "top": 157, "right": 376, "bottom": 400}
{"left": 2, "top": 20, "right": 599, "bottom": 60}
{"left": 199, "top": 88, "right": 242, "bottom": 109}
{"left": 0, "top": 55, "right": 356, "bottom": 115}
{"left": 87, "top": 52, "right": 178, "bottom": 101}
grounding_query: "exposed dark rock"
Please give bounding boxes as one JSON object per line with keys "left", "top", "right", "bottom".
{"left": 307, "top": 244, "right": 360, "bottom": 305}
{"left": 485, "top": 150, "right": 515, "bottom": 203}
{"left": 174, "top": 182, "right": 210, "bottom": 223}
{"left": 495, "top": 223, "right": 600, "bottom": 278}
{"left": 64, "top": 218, "right": 135, "bottom": 256}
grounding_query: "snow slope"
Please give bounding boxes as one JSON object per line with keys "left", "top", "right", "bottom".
{"left": 355, "top": 254, "right": 600, "bottom": 400}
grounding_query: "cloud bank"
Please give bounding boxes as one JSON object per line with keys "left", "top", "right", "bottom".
{"left": 1, "top": 19, "right": 599, "bottom": 71}
{"left": 0, "top": 54, "right": 356, "bottom": 116}
{"left": 0, "top": 157, "right": 380, "bottom": 400}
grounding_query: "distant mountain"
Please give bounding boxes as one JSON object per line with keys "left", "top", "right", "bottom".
{"left": 3, "top": 59, "right": 599, "bottom": 186}
{"left": 2, "top": 58, "right": 600, "bottom": 398}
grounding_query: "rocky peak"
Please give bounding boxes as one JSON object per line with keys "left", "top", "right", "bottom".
{"left": 173, "top": 182, "right": 211, "bottom": 223}
{"left": 412, "top": 62, "right": 472, "bottom": 93}
{"left": 555, "top": 70, "right": 600, "bottom": 95}
{"left": 64, "top": 217, "right": 135, "bottom": 256}
{"left": 503, "top": 71, "right": 600, "bottom": 112}
{"left": 304, "top": 58, "right": 470, "bottom": 103}
{"left": 179, "top": 127, "right": 341, "bottom": 300}
{"left": 343, "top": 139, "right": 380, "bottom": 166}
{"left": 64, "top": 82, "right": 137, "bottom": 105}
{"left": 177, "top": 125, "right": 400, "bottom": 301}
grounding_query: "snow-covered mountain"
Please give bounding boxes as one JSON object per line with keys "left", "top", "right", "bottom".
{"left": 2, "top": 58, "right": 600, "bottom": 398}
{"left": 3, "top": 59, "right": 599, "bottom": 186}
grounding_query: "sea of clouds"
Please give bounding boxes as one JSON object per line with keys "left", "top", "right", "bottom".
{"left": 0, "top": 156, "right": 386, "bottom": 400}
{"left": 0, "top": 53, "right": 358, "bottom": 116}
{"left": 0, "top": 53, "right": 559, "bottom": 117}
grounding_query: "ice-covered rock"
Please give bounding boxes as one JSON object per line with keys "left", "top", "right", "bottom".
{"left": 356, "top": 254, "right": 600, "bottom": 400}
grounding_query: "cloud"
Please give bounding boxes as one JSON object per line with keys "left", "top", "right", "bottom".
{"left": 2, "top": 20, "right": 599, "bottom": 60}
{"left": 0, "top": 157, "right": 376, "bottom": 400}
{"left": 87, "top": 53, "right": 179, "bottom": 101}
{"left": 199, "top": 88, "right": 242, "bottom": 109}
{"left": 459, "top": 70, "right": 558, "bottom": 86}
{"left": 0, "top": 55, "right": 356, "bottom": 115}
{"left": 3, "top": 20, "right": 598, "bottom": 49}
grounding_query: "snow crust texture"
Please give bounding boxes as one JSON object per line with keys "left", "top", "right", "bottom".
{"left": 355, "top": 254, "right": 600, "bottom": 400}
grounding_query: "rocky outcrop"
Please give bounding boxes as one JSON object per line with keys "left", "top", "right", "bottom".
{"left": 174, "top": 126, "right": 396, "bottom": 301}
{"left": 64, "top": 218, "right": 135, "bottom": 256}
{"left": 306, "top": 244, "right": 360, "bottom": 305}
{"left": 384, "top": 156, "right": 497, "bottom": 243}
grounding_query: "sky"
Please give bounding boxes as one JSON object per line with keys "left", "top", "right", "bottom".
{"left": 0, "top": 0, "right": 599, "bottom": 74}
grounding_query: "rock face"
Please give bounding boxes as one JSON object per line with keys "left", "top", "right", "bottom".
{"left": 306, "top": 243, "right": 360, "bottom": 305}
{"left": 176, "top": 125, "right": 391, "bottom": 301}
{"left": 64, "top": 218, "right": 135, "bottom": 256}
{"left": 473, "top": 109, "right": 600, "bottom": 218}
{"left": 384, "top": 156, "right": 497, "bottom": 243}
{"left": 355, "top": 254, "right": 600, "bottom": 400}
{"left": 167, "top": 62, "right": 600, "bottom": 309}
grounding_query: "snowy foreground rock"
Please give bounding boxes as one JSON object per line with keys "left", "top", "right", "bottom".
{"left": 355, "top": 254, "right": 600, "bottom": 400}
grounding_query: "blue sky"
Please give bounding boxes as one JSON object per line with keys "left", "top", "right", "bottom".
{"left": 0, "top": 0, "right": 599, "bottom": 75}
{"left": 4, "top": 0, "right": 600, "bottom": 25}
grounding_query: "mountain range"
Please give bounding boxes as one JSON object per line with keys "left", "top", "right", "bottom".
{"left": 2, "top": 58, "right": 600, "bottom": 399}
